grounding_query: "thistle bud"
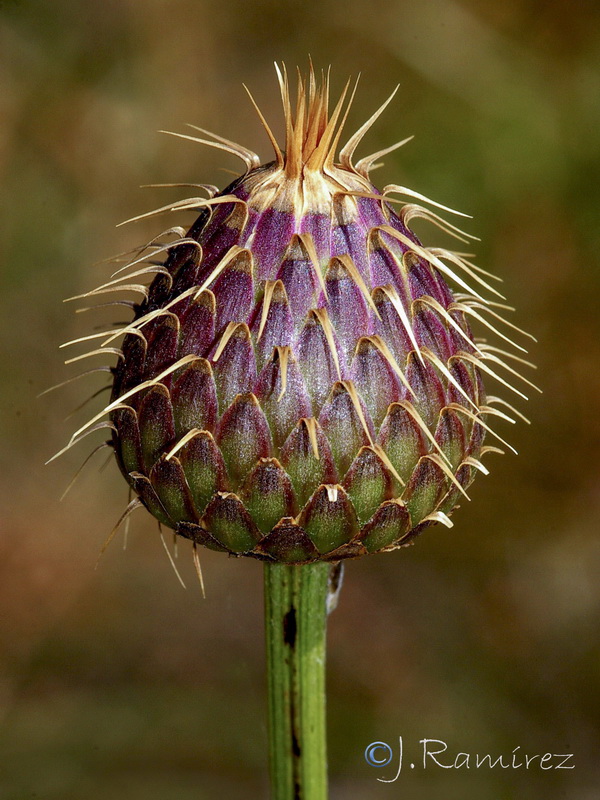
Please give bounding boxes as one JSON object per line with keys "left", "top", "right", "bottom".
{"left": 59, "top": 66, "right": 536, "bottom": 563}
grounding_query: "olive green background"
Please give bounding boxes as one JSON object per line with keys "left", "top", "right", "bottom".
{"left": 1, "top": 0, "right": 599, "bottom": 797}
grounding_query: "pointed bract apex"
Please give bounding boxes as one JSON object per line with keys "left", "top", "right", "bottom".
{"left": 245, "top": 65, "right": 399, "bottom": 180}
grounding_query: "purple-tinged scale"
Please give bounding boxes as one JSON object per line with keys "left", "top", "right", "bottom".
{"left": 355, "top": 195, "right": 387, "bottom": 230}
{"left": 324, "top": 257, "right": 371, "bottom": 360}
{"left": 275, "top": 236, "right": 321, "bottom": 322}
{"left": 176, "top": 520, "right": 230, "bottom": 553}
{"left": 171, "top": 359, "right": 218, "bottom": 436}
{"left": 211, "top": 323, "right": 257, "bottom": 412}
{"left": 216, "top": 393, "right": 272, "bottom": 487}
{"left": 179, "top": 430, "right": 229, "bottom": 514}
{"left": 385, "top": 204, "right": 413, "bottom": 235}
{"left": 168, "top": 254, "right": 201, "bottom": 306}
{"left": 404, "top": 354, "right": 446, "bottom": 428}
{"left": 358, "top": 499, "right": 411, "bottom": 553}
{"left": 371, "top": 287, "right": 413, "bottom": 365}
{"left": 446, "top": 359, "right": 478, "bottom": 408}
{"left": 342, "top": 446, "right": 395, "bottom": 525}
{"left": 239, "top": 458, "right": 297, "bottom": 533}
{"left": 251, "top": 208, "right": 296, "bottom": 281}
{"left": 201, "top": 493, "right": 261, "bottom": 553}
{"left": 405, "top": 253, "right": 448, "bottom": 305}
{"left": 330, "top": 201, "right": 371, "bottom": 284}
{"left": 150, "top": 456, "right": 198, "bottom": 524}
{"left": 251, "top": 280, "right": 295, "bottom": 370}
{"left": 224, "top": 200, "right": 250, "bottom": 241}
{"left": 377, "top": 402, "right": 428, "bottom": 483}
{"left": 256, "top": 520, "right": 320, "bottom": 564}
{"left": 412, "top": 304, "right": 453, "bottom": 361}
{"left": 299, "top": 213, "right": 331, "bottom": 265}
{"left": 435, "top": 463, "right": 475, "bottom": 518}
{"left": 434, "top": 408, "right": 466, "bottom": 471}
{"left": 297, "top": 484, "right": 359, "bottom": 554}
{"left": 254, "top": 350, "right": 312, "bottom": 449}
{"left": 467, "top": 412, "right": 486, "bottom": 456}
{"left": 280, "top": 418, "right": 338, "bottom": 507}
{"left": 319, "top": 382, "right": 375, "bottom": 477}
{"left": 350, "top": 337, "right": 402, "bottom": 428}
{"left": 403, "top": 457, "right": 447, "bottom": 521}
{"left": 198, "top": 200, "right": 237, "bottom": 248}
{"left": 367, "top": 230, "right": 406, "bottom": 289}
{"left": 138, "top": 384, "right": 176, "bottom": 470}
{"left": 178, "top": 290, "right": 216, "bottom": 360}
{"left": 116, "top": 335, "right": 147, "bottom": 396}
{"left": 297, "top": 310, "right": 346, "bottom": 414}
{"left": 446, "top": 314, "right": 477, "bottom": 357}
{"left": 130, "top": 472, "right": 173, "bottom": 528}
{"left": 112, "top": 406, "right": 144, "bottom": 476}
{"left": 211, "top": 249, "right": 254, "bottom": 333}
{"left": 143, "top": 315, "right": 179, "bottom": 383}
{"left": 433, "top": 270, "right": 456, "bottom": 309}
{"left": 195, "top": 203, "right": 245, "bottom": 279}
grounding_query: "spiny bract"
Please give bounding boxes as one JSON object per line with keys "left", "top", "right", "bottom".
{"left": 57, "top": 66, "right": 537, "bottom": 564}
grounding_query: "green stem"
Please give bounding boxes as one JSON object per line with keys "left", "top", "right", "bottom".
{"left": 264, "top": 562, "right": 331, "bottom": 800}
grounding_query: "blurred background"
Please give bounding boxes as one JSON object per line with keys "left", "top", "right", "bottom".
{"left": 1, "top": 0, "right": 599, "bottom": 797}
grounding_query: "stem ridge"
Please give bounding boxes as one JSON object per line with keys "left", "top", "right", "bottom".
{"left": 264, "top": 562, "right": 331, "bottom": 800}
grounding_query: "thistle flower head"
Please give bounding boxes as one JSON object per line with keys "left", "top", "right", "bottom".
{"left": 57, "top": 65, "right": 537, "bottom": 564}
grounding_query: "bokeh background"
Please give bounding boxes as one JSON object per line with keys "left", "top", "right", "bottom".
{"left": 1, "top": 0, "right": 599, "bottom": 797}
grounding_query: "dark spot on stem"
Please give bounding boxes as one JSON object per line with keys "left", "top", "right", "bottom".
{"left": 292, "top": 729, "right": 301, "bottom": 757}
{"left": 283, "top": 607, "right": 297, "bottom": 647}
{"left": 292, "top": 727, "right": 302, "bottom": 796}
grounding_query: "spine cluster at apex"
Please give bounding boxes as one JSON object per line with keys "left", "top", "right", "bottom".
{"left": 52, "top": 65, "right": 538, "bottom": 564}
